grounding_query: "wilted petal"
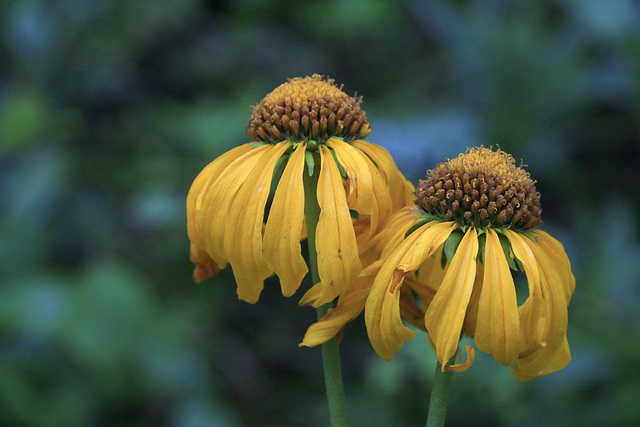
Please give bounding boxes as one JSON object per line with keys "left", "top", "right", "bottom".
{"left": 329, "top": 138, "right": 392, "bottom": 240}
{"left": 505, "top": 230, "right": 548, "bottom": 349}
{"left": 187, "top": 144, "right": 252, "bottom": 251}
{"left": 224, "top": 142, "right": 290, "bottom": 303}
{"left": 510, "top": 236, "right": 571, "bottom": 381}
{"left": 197, "top": 145, "right": 270, "bottom": 268}
{"left": 312, "top": 145, "right": 362, "bottom": 306}
{"left": 447, "top": 345, "right": 476, "bottom": 372}
{"left": 365, "top": 222, "right": 454, "bottom": 361}
{"left": 475, "top": 228, "right": 522, "bottom": 366}
{"left": 300, "top": 266, "right": 379, "bottom": 347}
{"left": 263, "top": 142, "right": 308, "bottom": 296}
{"left": 425, "top": 227, "right": 479, "bottom": 371}
{"left": 352, "top": 140, "right": 414, "bottom": 209}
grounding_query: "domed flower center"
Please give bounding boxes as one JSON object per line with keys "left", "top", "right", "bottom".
{"left": 246, "top": 74, "right": 371, "bottom": 144}
{"left": 414, "top": 147, "right": 542, "bottom": 230}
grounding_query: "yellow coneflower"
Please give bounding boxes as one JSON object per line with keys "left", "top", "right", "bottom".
{"left": 187, "top": 75, "right": 412, "bottom": 305}
{"left": 302, "top": 147, "right": 575, "bottom": 381}
{"left": 364, "top": 147, "right": 575, "bottom": 380}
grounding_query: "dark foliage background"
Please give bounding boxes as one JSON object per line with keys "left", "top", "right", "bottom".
{"left": 2, "top": 0, "right": 639, "bottom": 426}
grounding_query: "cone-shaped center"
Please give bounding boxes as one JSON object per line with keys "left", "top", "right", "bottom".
{"left": 246, "top": 74, "right": 371, "bottom": 144}
{"left": 414, "top": 147, "right": 542, "bottom": 230}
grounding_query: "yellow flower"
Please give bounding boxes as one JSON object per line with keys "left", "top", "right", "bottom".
{"left": 187, "top": 75, "right": 413, "bottom": 305}
{"left": 302, "top": 147, "right": 575, "bottom": 381}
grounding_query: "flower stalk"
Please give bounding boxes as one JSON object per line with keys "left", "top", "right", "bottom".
{"left": 303, "top": 155, "right": 348, "bottom": 427}
{"left": 426, "top": 357, "right": 455, "bottom": 427}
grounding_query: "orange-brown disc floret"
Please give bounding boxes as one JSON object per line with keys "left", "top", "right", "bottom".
{"left": 246, "top": 74, "right": 371, "bottom": 144}
{"left": 413, "top": 147, "right": 542, "bottom": 230}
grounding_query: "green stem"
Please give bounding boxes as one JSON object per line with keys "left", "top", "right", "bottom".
{"left": 303, "top": 155, "right": 348, "bottom": 427}
{"left": 426, "top": 357, "right": 455, "bottom": 427}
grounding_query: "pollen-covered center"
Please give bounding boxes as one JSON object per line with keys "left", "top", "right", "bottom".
{"left": 414, "top": 147, "right": 542, "bottom": 230}
{"left": 246, "top": 74, "right": 371, "bottom": 144}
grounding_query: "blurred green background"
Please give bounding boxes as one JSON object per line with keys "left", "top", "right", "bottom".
{"left": 1, "top": 0, "right": 639, "bottom": 426}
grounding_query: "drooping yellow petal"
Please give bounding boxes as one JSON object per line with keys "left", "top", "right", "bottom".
{"left": 475, "top": 228, "right": 522, "bottom": 366}
{"left": 300, "top": 263, "right": 380, "bottom": 347}
{"left": 352, "top": 140, "right": 414, "bottom": 209}
{"left": 365, "top": 226, "right": 427, "bottom": 361}
{"left": 409, "top": 247, "right": 448, "bottom": 317}
{"left": 504, "top": 230, "right": 548, "bottom": 349}
{"left": 224, "top": 142, "right": 290, "bottom": 303}
{"left": 369, "top": 207, "right": 421, "bottom": 259}
{"left": 425, "top": 227, "right": 479, "bottom": 371}
{"left": 399, "top": 222, "right": 456, "bottom": 273}
{"left": 510, "top": 236, "right": 571, "bottom": 381}
{"left": 187, "top": 144, "right": 253, "bottom": 250}
{"left": 365, "top": 221, "right": 455, "bottom": 361}
{"left": 328, "top": 138, "right": 392, "bottom": 240}
{"left": 447, "top": 345, "right": 476, "bottom": 372}
{"left": 263, "top": 142, "right": 308, "bottom": 296}
{"left": 461, "top": 265, "right": 484, "bottom": 338}
{"left": 535, "top": 230, "right": 576, "bottom": 302}
{"left": 526, "top": 236, "right": 570, "bottom": 344}
{"left": 197, "top": 144, "right": 271, "bottom": 268}
{"left": 189, "top": 243, "right": 220, "bottom": 283}
{"left": 312, "top": 145, "right": 361, "bottom": 306}
{"left": 512, "top": 336, "right": 571, "bottom": 381}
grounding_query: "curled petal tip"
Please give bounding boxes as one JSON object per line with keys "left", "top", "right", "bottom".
{"left": 444, "top": 345, "right": 476, "bottom": 373}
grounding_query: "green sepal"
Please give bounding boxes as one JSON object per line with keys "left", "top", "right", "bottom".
{"left": 520, "top": 231, "right": 537, "bottom": 243}
{"left": 498, "top": 234, "right": 518, "bottom": 271}
{"left": 305, "top": 150, "right": 315, "bottom": 177}
{"left": 327, "top": 147, "right": 348, "bottom": 179}
{"left": 274, "top": 153, "right": 289, "bottom": 175}
{"left": 443, "top": 230, "right": 465, "bottom": 266}
{"left": 478, "top": 233, "right": 487, "bottom": 266}
{"left": 349, "top": 209, "right": 359, "bottom": 220}
{"left": 307, "top": 139, "right": 318, "bottom": 151}
{"left": 250, "top": 141, "right": 268, "bottom": 148}
{"left": 514, "top": 256, "right": 525, "bottom": 273}
{"left": 416, "top": 213, "right": 440, "bottom": 223}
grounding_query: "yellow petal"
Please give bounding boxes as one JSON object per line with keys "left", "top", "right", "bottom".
{"left": 475, "top": 228, "right": 522, "bottom": 365}
{"left": 263, "top": 142, "right": 308, "bottom": 296}
{"left": 504, "top": 230, "right": 548, "bottom": 349}
{"left": 189, "top": 242, "right": 221, "bottom": 283}
{"left": 365, "top": 222, "right": 454, "bottom": 361}
{"left": 446, "top": 345, "right": 476, "bottom": 372}
{"left": 352, "top": 140, "right": 414, "bottom": 210}
{"left": 535, "top": 230, "right": 576, "bottom": 302}
{"left": 365, "top": 226, "right": 426, "bottom": 361}
{"left": 328, "top": 138, "right": 392, "bottom": 240}
{"left": 425, "top": 227, "right": 479, "bottom": 370}
{"left": 197, "top": 145, "right": 270, "bottom": 268}
{"left": 511, "top": 335, "right": 571, "bottom": 382}
{"left": 400, "top": 221, "right": 456, "bottom": 272}
{"left": 187, "top": 144, "right": 252, "bottom": 251}
{"left": 224, "top": 142, "right": 290, "bottom": 303}
{"left": 300, "top": 265, "right": 380, "bottom": 347}
{"left": 510, "top": 236, "right": 571, "bottom": 380}
{"left": 378, "top": 207, "right": 423, "bottom": 258}
{"left": 312, "top": 145, "right": 362, "bottom": 306}
{"left": 409, "top": 246, "right": 447, "bottom": 309}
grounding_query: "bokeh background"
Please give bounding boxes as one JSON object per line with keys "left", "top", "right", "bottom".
{"left": 2, "top": 0, "right": 640, "bottom": 426}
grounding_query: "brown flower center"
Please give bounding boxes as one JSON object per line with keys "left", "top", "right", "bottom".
{"left": 246, "top": 74, "right": 371, "bottom": 144}
{"left": 414, "top": 147, "right": 542, "bottom": 230}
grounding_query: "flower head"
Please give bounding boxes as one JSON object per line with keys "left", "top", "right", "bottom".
{"left": 302, "top": 147, "right": 575, "bottom": 381}
{"left": 246, "top": 75, "right": 371, "bottom": 144}
{"left": 187, "top": 75, "right": 413, "bottom": 305}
